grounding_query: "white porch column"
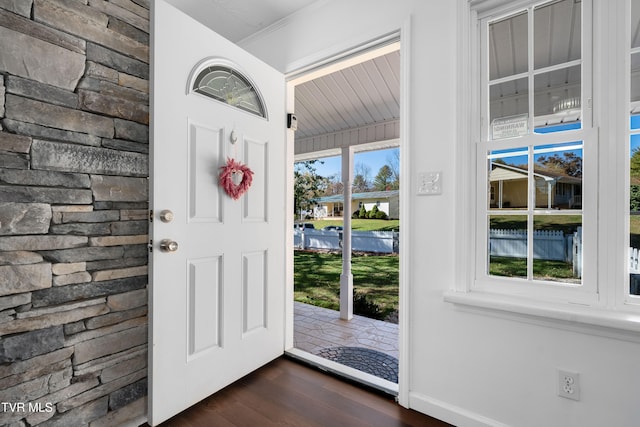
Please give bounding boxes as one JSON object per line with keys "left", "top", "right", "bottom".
{"left": 340, "top": 146, "right": 353, "bottom": 320}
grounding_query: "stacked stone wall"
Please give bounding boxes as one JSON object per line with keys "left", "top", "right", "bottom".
{"left": 0, "top": 0, "right": 150, "bottom": 425}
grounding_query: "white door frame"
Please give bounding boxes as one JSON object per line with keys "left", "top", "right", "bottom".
{"left": 283, "top": 20, "right": 412, "bottom": 407}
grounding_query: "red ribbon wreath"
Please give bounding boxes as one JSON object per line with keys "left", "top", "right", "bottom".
{"left": 219, "top": 157, "right": 254, "bottom": 200}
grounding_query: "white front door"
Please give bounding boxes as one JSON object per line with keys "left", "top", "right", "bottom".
{"left": 150, "top": 1, "right": 286, "bottom": 424}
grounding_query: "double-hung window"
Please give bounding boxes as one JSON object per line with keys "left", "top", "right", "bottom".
{"left": 475, "top": 0, "right": 596, "bottom": 304}
{"left": 461, "top": 0, "right": 640, "bottom": 319}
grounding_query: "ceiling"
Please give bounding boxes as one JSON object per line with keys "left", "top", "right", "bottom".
{"left": 292, "top": 49, "right": 400, "bottom": 141}
{"left": 166, "top": 0, "right": 320, "bottom": 43}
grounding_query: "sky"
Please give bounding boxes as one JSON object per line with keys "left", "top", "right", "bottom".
{"left": 302, "top": 147, "right": 399, "bottom": 181}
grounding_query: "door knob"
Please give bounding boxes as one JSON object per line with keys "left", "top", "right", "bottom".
{"left": 160, "top": 239, "right": 179, "bottom": 253}
{"left": 159, "top": 210, "right": 174, "bottom": 223}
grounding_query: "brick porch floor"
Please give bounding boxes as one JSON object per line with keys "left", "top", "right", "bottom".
{"left": 293, "top": 301, "right": 399, "bottom": 359}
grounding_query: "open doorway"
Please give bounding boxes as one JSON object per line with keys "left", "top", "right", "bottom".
{"left": 287, "top": 41, "right": 401, "bottom": 393}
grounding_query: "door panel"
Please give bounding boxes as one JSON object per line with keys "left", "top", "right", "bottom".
{"left": 188, "top": 122, "right": 223, "bottom": 222}
{"left": 150, "top": 1, "right": 285, "bottom": 424}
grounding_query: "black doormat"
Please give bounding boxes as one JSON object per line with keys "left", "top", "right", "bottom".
{"left": 314, "top": 346, "right": 398, "bottom": 383}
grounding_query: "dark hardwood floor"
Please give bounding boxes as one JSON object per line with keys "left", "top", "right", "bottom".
{"left": 152, "top": 356, "right": 452, "bottom": 427}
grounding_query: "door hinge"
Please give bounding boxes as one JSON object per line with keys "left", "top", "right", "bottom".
{"left": 148, "top": 239, "right": 153, "bottom": 253}
{"left": 149, "top": 210, "right": 154, "bottom": 222}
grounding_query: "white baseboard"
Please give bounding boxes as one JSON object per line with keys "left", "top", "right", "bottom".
{"left": 409, "top": 392, "right": 509, "bottom": 427}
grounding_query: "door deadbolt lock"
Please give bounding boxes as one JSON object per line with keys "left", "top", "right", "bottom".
{"left": 159, "top": 239, "right": 179, "bottom": 253}
{"left": 159, "top": 210, "right": 174, "bottom": 223}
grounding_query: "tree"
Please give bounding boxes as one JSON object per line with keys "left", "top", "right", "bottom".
{"left": 323, "top": 173, "right": 343, "bottom": 196}
{"left": 353, "top": 162, "right": 371, "bottom": 192}
{"left": 294, "top": 160, "right": 328, "bottom": 219}
{"left": 373, "top": 165, "right": 394, "bottom": 191}
{"left": 631, "top": 147, "right": 640, "bottom": 179}
{"left": 536, "top": 152, "right": 582, "bottom": 178}
{"left": 386, "top": 148, "right": 400, "bottom": 189}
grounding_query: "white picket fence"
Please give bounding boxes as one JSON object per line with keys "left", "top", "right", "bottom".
{"left": 489, "top": 229, "right": 574, "bottom": 262}
{"left": 630, "top": 247, "right": 640, "bottom": 274}
{"left": 490, "top": 227, "right": 583, "bottom": 277}
{"left": 294, "top": 229, "right": 399, "bottom": 254}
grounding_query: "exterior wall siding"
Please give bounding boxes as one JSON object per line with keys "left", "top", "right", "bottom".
{"left": 0, "top": 0, "right": 150, "bottom": 425}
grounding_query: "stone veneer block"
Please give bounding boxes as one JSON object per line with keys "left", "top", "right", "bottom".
{"left": 119, "top": 73, "right": 149, "bottom": 94}
{"left": 85, "top": 305, "right": 147, "bottom": 329}
{"left": 73, "top": 325, "right": 147, "bottom": 365}
{"left": 0, "top": 235, "right": 87, "bottom": 251}
{"left": 0, "top": 356, "right": 70, "bottom": 390}
{"left": 6, "top": 75, "right": 78, "bottom": 109}
{"left": 16, "top": 298, "right": 105, "bottom": 319}
{"left": 100, "top": 353, "right": 146, "bottom": 384}
{"left": 89, "top": 0, "right": 149, "bottom": 32}
{"left": 0, "top": 303, "right": 109, "bottom": 336}
{"left": 0, "top": 151, "right": 28, "bottom": 169}
{"left": 0, "top": 7, "right": 85, "bottom": 54}
{"left": 109, "top": 377, "right": 147, "bottom": 411}
{"left": 79, "top": 90, "right": 149, "bottom": 124}
{"left": 62, "top": 210, "right": 120, "bottom": 223}
{"left": 106, "top": 289, "right": 146, "bottom": 311}
{"left": 1, "top": 118, "right": 103, "bottom": 147}
{"left": 0, "top": 26, "right": 85, "bottom": 91}
{"left": 111, "top": 0, "right": 149, "bottom": 18}
{"left": 0, "top": 346, "right": 72, "bottom": 379}
{"left": 119, "top": 209, "right": 147, "bottom": 221}
{"left": 0, "top": 292, "right": 31, "bottom": 311}
{"left": 56, "top": 369, "right": 144, "bottom": 415}
{"left": 6, "top": 95, "right": 114, "bottom": 138}
{"left": 0, "top": 184, "right": 93, "bottom": 204}
{"left": 91, "top": 175, "right": 148, "bottom": 202}
{"left": 0, "top": 251, "right": 44, "bottom": 266}
{"left": 52, "top": 261, "right": 87, "bottom": 275}
{"left": 89, "top": 235, "right": 148, "bottom": 248}
{"left": 0, "top": 131, "right": 31, "bottom": 153}
{"left": 78, "top": 77, "right": 148, "bottom": 104}
{"left": 35, "top": 0, "right": 149, "bottom": 63}
{"left": 38, "top": 246, "right": 125, "bottom": 264}
{"left": 86, "top": 60, "right": 119, "bottom": 83}
{"left": 114, "top": 118, "right": 148, "bottom": 143}
{"left": 50, "top": 223, "right": 112, "bottom": 236}
{"left": 25, "top": 375, "right": 99, "bottom": 425}
{"left": 0, "top": 263, "right": 51, "bottom": 296}
{"left": 0, "top": 0, "right": 33, "bottom": 18}
{"left": 92, "top": 265, "right": 147, "bottom": 282}
{"left": 86, "top": 42, "right": 148, "bottom": 80}
{"left": 52, "top": 271, "right": 92, "bottom": 286}
{"left": 0, "top": 325, "right": 64, "bottom": 362}
{"left": 102, "top": 138, "right": 148, "bottom": 154}
{"left": 0, "top": 169, "right": 91, "bottom": 188}
{"left": 65, "top": 316, "right": 147, "bottom": 348}
{"left": 31, "top": 275, "right": 146, "bottom": 307}
{"left": 32, "top": 140, "right": 148, "bottom": 177}
{"left": 0, "top": 75, "right": 4, "bottom": 117}
{"left": 0, "top": 202, "right": 51, "bottom": 235}
{"left": 89, "top": 396, "right": 146, "bottom": 427}
{"left": 40, "top": 396, "right": 109, "bottom": 427}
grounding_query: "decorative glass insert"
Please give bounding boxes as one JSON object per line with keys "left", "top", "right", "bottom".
{"left": 192, "top": 65, "right": 266, "bottom": 118}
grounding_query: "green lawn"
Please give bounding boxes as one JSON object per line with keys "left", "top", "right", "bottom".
{"left": 302, "top": 218, "right": 399, "bottom": 231}
{"left": 294, "top": 251, "right": 399, "bottom": 320}
{"left": 489, "top": 256, "right": 576, "bottom": 280}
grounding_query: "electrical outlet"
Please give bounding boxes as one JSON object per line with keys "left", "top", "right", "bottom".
{"left": 558, "top": 369, "right": 580, "bottom": 401}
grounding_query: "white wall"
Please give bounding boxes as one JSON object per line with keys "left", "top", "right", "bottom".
{"left": 242, "top": 1, "right": 640, "bottom": 426}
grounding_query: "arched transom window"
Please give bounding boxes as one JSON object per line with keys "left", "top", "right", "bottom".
{"left": 191, "top": 63, "right": 266, "bottom": 118}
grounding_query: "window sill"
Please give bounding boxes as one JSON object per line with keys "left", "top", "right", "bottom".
{"left": 443, "top": 290, "right": 640, "bottom": 341}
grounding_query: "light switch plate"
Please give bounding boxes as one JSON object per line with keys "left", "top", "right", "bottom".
{"left": 417, "top": 172, "right": 442, "bottom": 195}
